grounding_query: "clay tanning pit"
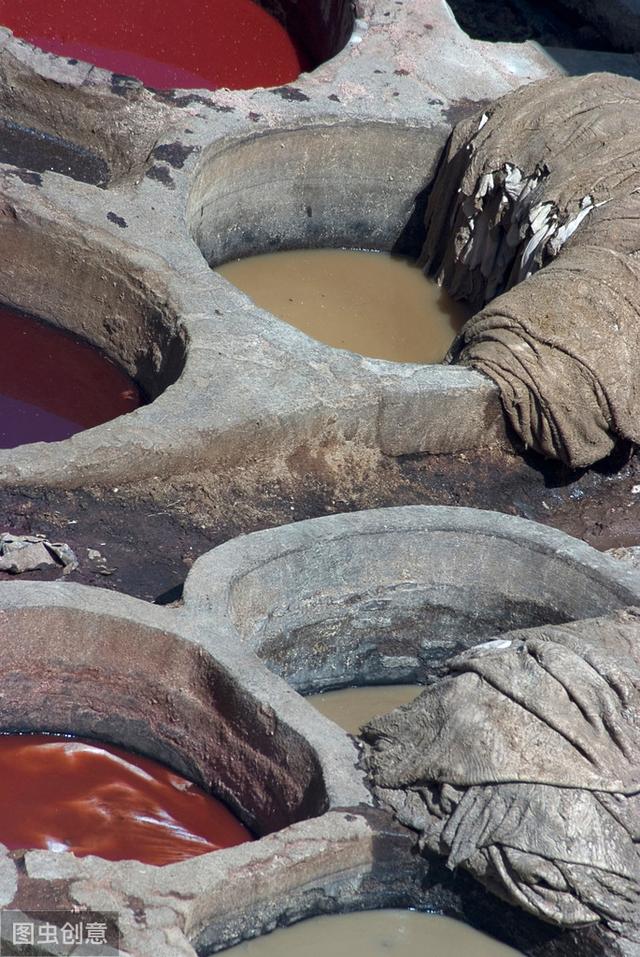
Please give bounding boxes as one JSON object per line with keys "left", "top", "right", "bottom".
{"left": 186, "top": 120, "right": 501, "bottom": 457}
{"left": 0, "top": 582, "right": 376, "bottom": 956}
{"left": 0, "top": 585, "right": 344, "bottom": 856}
{"left": 191, "top": 124, "right": 470, "bottom": 365}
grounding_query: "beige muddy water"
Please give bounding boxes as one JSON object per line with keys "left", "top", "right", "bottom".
{"left": 226, "top": 909, "right": 523, "bottom": 956}
{"left": 216, "top": 249, "right": 469, "bottom": 363}
{"left": 308, "top": 685, "right": 422, "bottom": 735}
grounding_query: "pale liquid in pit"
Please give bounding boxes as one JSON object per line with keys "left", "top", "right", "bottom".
{"left": 227, "top": 909, "right": 523, "bottom": 956}
{"left": 307, "top": 684, "right": 422, "bottom": 735}
{"left": 216, "top": 249, "right": 469, "bottom": 363}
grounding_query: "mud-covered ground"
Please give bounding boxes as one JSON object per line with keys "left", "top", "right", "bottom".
{"left": 0, "top": 441, "right": 638, "bottom": 603}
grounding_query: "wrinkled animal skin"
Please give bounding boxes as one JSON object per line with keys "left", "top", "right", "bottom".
{"left": 363, "top": 609, "right": 640, "bottom": 950}
{"left": 421, "top": 73, "right": 640, "bottom": 468}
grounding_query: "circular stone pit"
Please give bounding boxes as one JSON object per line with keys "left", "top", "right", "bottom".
{"left": 0, "top": 582, "right": 344, "bottom": 835}
{"left": 0, "top": 579, "right": 374, "bottom": 957}
{"left": 181, "top": 505, "right": 640, "bottom": 693}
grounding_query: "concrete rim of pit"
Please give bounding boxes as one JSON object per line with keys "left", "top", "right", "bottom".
{"left": 181, "top": 505, "right": 640, "bottom": 692}
{"left": 0, "top": 113, "right": 508, "bottom": 489}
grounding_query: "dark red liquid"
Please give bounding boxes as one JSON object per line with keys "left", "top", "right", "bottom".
{"left": 0, "top": 305, "right": 143, "bottom": 449}
{"left": 0, "top": 0, "right": 311, "bottom": 90}
{"left": 0, "top": 734, "right": 253, "bottom": 865}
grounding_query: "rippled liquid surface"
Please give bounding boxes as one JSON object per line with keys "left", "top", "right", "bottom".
{"left": 217, "top": 250, "right": 469, "bottom": 363}
{"left": 0, "top": 0, "right": 310, "bottom": 89}
{"left": 0, "top": 305, "right": 143, "bottom": 449}
{"left": 227, "top": 910, "right": 523, "bottom": 956}
{"left": 0, "top": 734, "right": 253, "bottom": 865}
{"left": 308, "top": 685, "right": 422, "bottom": 735}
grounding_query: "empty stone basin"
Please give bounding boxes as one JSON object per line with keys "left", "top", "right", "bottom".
{"left": 182, "top": 506, "right": 640, "bottom": 693}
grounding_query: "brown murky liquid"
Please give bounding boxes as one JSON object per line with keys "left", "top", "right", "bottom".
{"left": 307, "top": 685, "right": 422, "bottom": 735}
{"left": 216, "top": 250, "right": 469, "bottom": 363}
{"left": 227, "top": 910, "right": 523, "bottom": 956}
{"left": 0, "top": 734, "right": 253, "bottom": 865}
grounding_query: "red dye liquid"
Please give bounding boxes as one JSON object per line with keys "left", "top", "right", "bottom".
{"left": 0, "top": 734, "right": 253, "bottom": 865}
{"left": 0, "top": 305, "right": 143, "bottom": 449}
{"left": 0, "top": 0, "right": 311, "bottom": 90}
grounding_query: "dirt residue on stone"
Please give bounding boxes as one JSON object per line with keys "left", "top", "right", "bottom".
{"left": 1, "top": 438, "right": 639, "bottom": 603}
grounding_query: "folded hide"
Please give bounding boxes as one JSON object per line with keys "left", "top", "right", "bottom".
{"left": 421, "top": 73, "right": 640, "bottom": 467}
{"left": 363, "top": 609, "right": 640, "bottom": 939}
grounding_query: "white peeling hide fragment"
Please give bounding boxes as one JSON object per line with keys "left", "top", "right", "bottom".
{"left": 548, "top": 199, "right": 598, "bottom": 256}
{"left": 518, "top": 202, "right": 557, "bottom": 280}
{"left": 450, "top": 169, "right": 599, "bottom": 305}
{"left": 503, "top": 165, "right": 523, "bottom": 199}
{"left": 519, "top": 221, "right": 555, "bottom": 281}
{"left": 478, "top": 112, "right": 489, "bottom": 131}
{"left": 529, "top": 201, "right": 556, "bottom": 234}
{"left": 477, "top": 173, "right": 494, "bottom": 199}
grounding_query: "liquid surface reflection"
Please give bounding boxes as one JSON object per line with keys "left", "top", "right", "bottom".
{"left": 0, "top": 0, "right": 310, "bottom": 90}
{"left": 0, "top": 734, "right": 253, "bottom": 865}
{"left": 227, "top": 909, "right": 523, "bottom": 956}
